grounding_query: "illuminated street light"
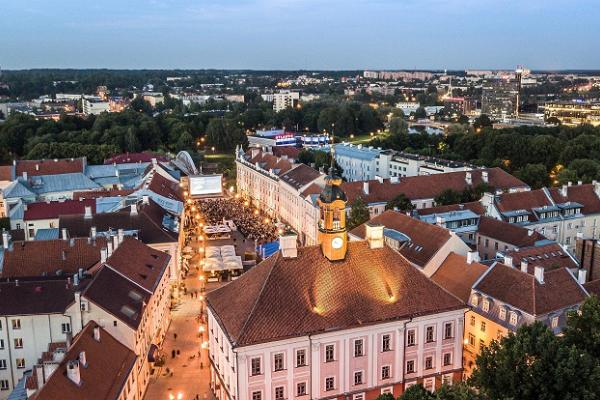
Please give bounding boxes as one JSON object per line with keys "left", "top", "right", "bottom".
{"left": 178, "top": 393, "right": 184, "bottom": 400}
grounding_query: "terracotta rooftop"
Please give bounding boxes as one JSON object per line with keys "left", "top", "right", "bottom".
{"left": 477, "top": 216, "right": 547, "bottom": 247}
{"left": 207, "top": 240, "right": 464, "bottom": 347}
{"left": 504, "top": 242, "right": 579, "bottom": 273}
{"left": 341, "top": 168, "right": 527, "bottom": 204}
{"left": 24, "top": 199, "right": 96, "bottom": 221}
{"left": 301, "top": 183, "right": 323, "bottom": 198}
{"left": 104, "top": 152, "right": 168, "bottom": 165}
{"left": 495, "top": 189, "right": 553, "bottom": 221}
{"left": 548, "top": 184, "right": 600, "bottom": 215}
{"left": 0, "top": 165, "right": 13, "bottom": 181}
{"left": 431, "top": 252, "right": 489, "bottom": 303}
{"left": 279, "top": 163, "right": 322, "bottom": 191}
{"left": 33, "top": 322, "right": 136, "bottom": 400}
{"left": 16, "top": 158, "right": 85, "bottom": 178}
{"left": 105, "top": 237, "right": 170, "bottom": 293}
{"left": 272, "top": 146, "right": 300, "bottom": 160}
{"left": 350, "top": 210, "right": 452, "bottom": 268}
{"left": 416, "top": 201, "right": 485, "bottom": 216}
{"left": 147, "top": 173, "right": 183, "bottom": 202}
{"left": 0, "top": 278, "right": 90, "bottom": 316}
{"left": 584, "top": 280, "right": 600, "bottom": 297}
{"left": 1, "top": 237, "right": 107, "bottom": 278}
{"left": 246, "top": 150, "right": 294, "bottom": 176}
{"left": 474, "top": 263, "right": 587, "bottom": 315}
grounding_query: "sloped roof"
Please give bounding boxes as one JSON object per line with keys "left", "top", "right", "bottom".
{"left": 416, "top": 201, "right": 485, "bottom": 216}
{"left": 104, "top": 152, "right": 168, "bottom": 164}
{"left": 548, "top": 184, "right": 600, "bottom": 215}
{"left": 477, "top": 216, "right": 547, "bottom": 247}
{"left": 72, "top": 189, "right": 134, "bottom": 200}
{"left": 474, "top": 264, "right": 587, "bottom": 315}
{"left": 24, "top": 199, "right": 96, "bottom": 221}
{"left": 208, "top": 241, "right": 464, "bottom": 347}
{"left": 147, "top": 173, "right": 183, "bottom": 202}
{"left": 279, "top": 164, "right": 322, "bottom": 190}
{"left": 16, "top": 158, "right": 85, "bottom": 177}
{"left": 33, "top": 322, "right": 136, "bottom": 400}
{"left": 505, "top": 243, "right": 578, "bottom": 273}
{"left": 0, "top": 165, "right": 13, "bottom": 181}
{"left": 341, "top": 168, "right": 527, "bottom": 204}
{"left": 495, "top": 189, "right": 552, "bottom": 221}
{"left": 350, "top": 210, "right": 452, "bottom": 268}
{"left": 431, "top": 252, "right": 489, "bottom": 303}
{"left": 245, "top": 150, "right": 294, "bottom": 176}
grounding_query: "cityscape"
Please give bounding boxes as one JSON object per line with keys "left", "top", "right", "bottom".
{"left": 1, "top": 1, "right": 600, "bottom": 400}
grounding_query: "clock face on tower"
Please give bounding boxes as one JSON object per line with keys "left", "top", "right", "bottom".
{"left": 331, "top": 237, "right": 344, "bottom": 249}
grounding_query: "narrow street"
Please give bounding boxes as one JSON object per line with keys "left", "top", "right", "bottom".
{"left": 144, "top": 270, "right": 223, "bottom": 400}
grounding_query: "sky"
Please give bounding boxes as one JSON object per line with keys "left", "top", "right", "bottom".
{"left": 1, "top": 0, "right": 599, "bottom": 70}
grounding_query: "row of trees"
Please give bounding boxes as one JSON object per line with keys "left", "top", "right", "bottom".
{"left": 373, "top": 296, "right": 600, "bottom": 400}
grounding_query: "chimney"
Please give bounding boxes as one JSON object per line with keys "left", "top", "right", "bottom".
{"left": 93, "top": 326, "right": 101, "bottom": 342}
{"left": 117, "top": 229, "right": 124, "bottom": 244}
{"left": 568, "top": 181, "right": 573, "bottom": 187}
{"left": 35, "top": 164, "right": 40, "bottom": 171}
{"left": 482, "top": 170, "right": 489, "bottom": 183}
{"left": 578, "top": 180, "right": 583, "bottom": 186}
{"left": 504, "top": 255, "right": 513, "bottom": 267}
{"left": 279, "top": 232, "right": 298, "bottom": 258}
{"left": 66, "top": 360, "right": 81, "bottom": 386}
{"left": 142, "top": 195, "right": 149, "bottom": 205}
{"left": 62, "top": 250, "right": 67, "bottom": 261}
{"left": 84, "top": 206, "right": 92, "bottom": 219}
{"left": 365, "top": 222, "right": 384, "bottom": 249}
{"left": 107, "top": 241, "right": 113, "bottom": 258}
{"left": 22, "top": 171, "right": 28, "bottom": 180}
{"left": 560, "top": 184, "right": 568, "bottom": 197}
{"left": 465, "top": 172, "right": 472, "bottom": 186}
{"left": 130, "top": 203, "right": 138, "bottom": 215}
{"left": 61, "top": 228, "right": 68, "bottom": 241}
{"left": 435, "top": 216, "right": 444, "bottom": 226}
{"left": 527, "top": 230, "right": 534, "bottom": 236}
{"left": 79, "top": 351, "right": 87, "bottom": 368}
{"left": 100, "top": 247, "right": 107, "bottom": 263}
{"left": 363, "top": 181, "right": 369, "bottom": 195}
{"left": 2, "top": 231, "right": 9, "bottom": 249}
{"left": 73, "top": 273, "right": 80, "bottom": 286}
{"left": 534, "top": 266, "right": 544, "bottom": 284}
{"left": 578, "top": 269, "right": 587, "bottom": 284}
{"left": 520, "top": 258, "right": 529, "bottom": 273}
{"left": 112, "top": 234, "right": 119, "bottom": 251}
{"left": 466, "top": 251, "right": 480, "bottom": 264}
{"left": 90, "top": 226, "right": 97, "bottom": 239}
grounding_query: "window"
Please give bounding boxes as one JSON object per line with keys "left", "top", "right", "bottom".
{"left": 251, "top": 357, "right": 261, "bottom": 376}
{"left": 113, "top": 320, "right": 118, "bottom": 327}
{"left": 551, "top": 316, "right": 559, "bottom": 329}
{"left": 425, "top": 326, "right": 435, "bottom": 343}
{"left": 482, "top": 299, "right": 490, "bottom": 312}
{"left": 1, "top": 380, "right": 9, "bottom": 391}
{"left": 468, "top": 333, "right": 475, "bottom": 346}
{"left": 0, "top": 340, "right": 4, "bottom": 350}
{"left": 297, "top": 382, "right": 306, "bottom": 397}
{"left": 499, "top": 308, "right": 507, "bottom": 321}
{"left": 354, "top": 371, "right": 363, "bottom": 385}
{"left": 425, "top": 356, "right": 433, "bottom": 370}
{"left": 509, "top": 312, "right": 518, "bottom": 326}
{"left": 252, "top": 391, "right": 262, "bottom": 400}
{"left": 406, "top": 360, "right": 415, "bottom": 374}
{"left": 11, "top": 319, "right": 21, "bottom": 330}
{"left": 479, "top": 339, "right": 485, "bottom": 350}
{"left": 406, "top": 329, "right": 416, "bottom": 346}
{"left": 325, "top": 377, "right": 335, "bottom": 391}
{"left": 62, "top": 323, "right": 71, "bottom": 333}
{"left": 274, "top": 353, "right": 284, "bottom": 371}
{"left": 0, "top": 360, "right": 6, "bottom": 370}
{"left": 382, "top": 334, "right": 391, "bottom": 352}
{"left": 471, "top": 294, "right": 479, "bottom": 307}
{"left": 442, "top": 374, "right": 453, "bottom": 386}
{"left": 14, "top": 338, "right": 23, "bottom": 349}
{"left": 444, "top": 323, "right": 453, "bottom": 339}
{"left": 381, "top": 365, "right": 390, "bottom": 379}
{"left": 296, "top": 349, "right": 306, "bottom": 367}
{"left": 480, "top": 321, "right": 486, "bottom": 333}
{"left": 16, "top": 358, "right": 25, "bottom": 369}
{"left": 325, "top": 345, "right": 335, "bottom": 362}
{"left": 275, "top": 386, "right": 284, "bottom": 400}
{"left": 470, "top": 316, "right": 476, "bottom": 327}
{"left": 443, "top": 353, "right": 452, "bottom": 366}
{"left": 353, "top": 394, "right": 364, "bottom": 400}
{"left": 354, "top": 339, "right": 364, "bottom": 357}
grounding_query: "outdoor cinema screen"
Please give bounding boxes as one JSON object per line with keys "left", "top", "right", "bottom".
{"left": 189, "top": 174, "right": 223, "bottom": 196}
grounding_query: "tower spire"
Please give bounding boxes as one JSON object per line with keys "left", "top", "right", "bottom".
{"left": 329, "top": 123, "right": 335, "bottom": 176}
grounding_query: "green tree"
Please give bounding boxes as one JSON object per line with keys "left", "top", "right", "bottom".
{"left": 347, "top": 197, "right": 370, "bottom": 229}
{"left": 374, "top": 393, "right": 395, "bottom": 400}
{"left": 435, "top": 189, "right": 463, "bottom": 206}
{"left": 563, "top": 295, "right": 600, "bottom": 359}
{"left": 568, "top": 159, "right": 600, "bottom": 183}
{"left": 389, "top": 118, "right": 409, "bottom": 136}
{"left": 473, "top": 114, "right": 493, "bottom": 130}
{"left": 206, "top": 118, "right": 248, "bottom": 151}
{"left": 385, "top": 193, "right": 415, "bottom": 212}
{"left": 399, "top": 384, "right": 434, "bottom": 400}
{"left": 516, "top": 163, "right": 550, "bottom": 189}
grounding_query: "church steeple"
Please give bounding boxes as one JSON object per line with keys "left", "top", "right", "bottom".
{"left": 318, "top": 127, "right": 348, "bottom": 261}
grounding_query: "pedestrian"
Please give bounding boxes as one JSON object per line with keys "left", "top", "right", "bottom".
{"left": 174, "top": 333, "right": 177, "bottom": 340}
{"left": 200, "top": 362, "right": 204, "bottom": 369}
{"left": 177, "top": 349, "right": 181, "bottom": 355}
{"left": 172, "top": 349, "right": 176, "bottom": 358}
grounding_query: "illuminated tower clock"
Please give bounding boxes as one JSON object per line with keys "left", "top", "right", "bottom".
{"left": 317, "top": 170, "right": 348, "bottom": 261}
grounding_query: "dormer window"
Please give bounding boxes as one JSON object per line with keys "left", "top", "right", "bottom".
{"left": 482, "top": 299, "right": 490, "bottom": 313}
{"left": 509, "top": 312, "right": 518, "bottom": 326}
{"left": 499, "top": 307, "right": 507, "bottom": 321}
{"left": 471, "top": 294, "right": 479, "bottom": 307}
{"left": 551, "top": 316, "right": 559, "bottom": 329}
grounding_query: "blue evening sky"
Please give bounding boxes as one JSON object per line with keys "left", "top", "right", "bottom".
{"left": 1, "top": 0, "right": 599, "bottom": 70}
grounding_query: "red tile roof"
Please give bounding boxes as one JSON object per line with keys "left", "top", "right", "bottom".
{"left": 301, "top": 183, "right": 323, "bottom": 198}
{"left": 417, "top": 201, "right": 485, "bottom": 216}
{"left": 477, "top": 216, "right": 547, "bottom": 247}
{"left": 104, "top": 152, "right": 168, "bottom": 165}
{"left": 24, "top": 199, "right": 96, "bottom": 221}
{"left": 246, "top": 150, "right": 294, "bottom": 176}
{"left": 350, "top": 210, "right": 452, "bottom": 268}
{"left": 207, "top": 241, "right": 464, "bottom": 347}
{"left": 147, "top": 173, "right": 183, "bottom": 201}
{"left": 505, "top": 243, "right": 578, "bottom": 273}
{"left": 342, "top": 168, "right": 527, "bottom": 204}
{"left": 0, "top": 165, "right": 13, "bottom": 181}
{"left": 105, "top": 237, "right": 170, "bottom": 292}
{"left": 584, "top": 280, "right": 600, "bottom": 297}
{"left": 431, "top": 252, "right": 489, "bottom": 303}
{"left": 33, "top": 322, "right": 136, "bottom": 400}
{"left": 272, "top": 146, "right": 300, "bottom": 160}
{"left": 548, "top": 184, "right": 600, "bottom": 215}
{"left": 1, "top": 237, "right": 107, "bottom": 278}
{"left": 16, "top": 158, "right": 85, "bottom": 177}
{"left": 279, "top": 164, "right": 322, "bottom": 190}
{"left": 495, "top": 189, "right": 552, "bottom": 221}
{"left": 474, "top": 264, "right": 587, "bottom": 315}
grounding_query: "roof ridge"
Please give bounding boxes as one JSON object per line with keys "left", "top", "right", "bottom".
{"left": 236, "top": 252, "right": 281, "bottom": 345}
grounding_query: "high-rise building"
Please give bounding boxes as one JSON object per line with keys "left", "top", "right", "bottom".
{"left": 481, "top": 78, "right": 519, "bottom": 118}
{"left": 273, "top": 91, "right": 300, "bottom": 112}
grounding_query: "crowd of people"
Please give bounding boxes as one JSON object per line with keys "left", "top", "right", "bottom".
{"left": 195, "top": 198, "right": 278, "bottom": 244}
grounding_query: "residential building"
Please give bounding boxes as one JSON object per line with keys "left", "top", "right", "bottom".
{"left": 142, "top": 92, "right": 164, "bottom": 107}
{"left": 416, "top": 207, "right": 481, "bottom": 247}
{"left": 17, "top": 199, "right": 96, "bottom": 240}
{"left": 207, "top": 174, "right": 467, "bottom": 400}
{"left": 575, "top": 235, "right": 600, "bottom": 282}
{"left": 273, "top": 91, "right": 300, "bottom": 112}
{"left": 476, "top": 216, "right": 549, "bottom": 261}
{"left": 481, "top": 78, "right": 519, "bottom": 118}
{"left": 82, "top": 97, "right": 110, "bottom": 115}
{"left": 443, "top": 97, "right": 476, "bottom": 116}
{"left": 502, "top": 242, "right": 579, "bottom": 275}
{"left": 544, "top": 102, "right": 600, "bottom": 127}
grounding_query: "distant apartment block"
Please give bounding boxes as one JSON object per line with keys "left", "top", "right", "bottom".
{"left": 273, "top": 91, "right": 300, "bottom": 112}
{"left": 544, "top": 102, "right": 600, "bottom": 127}
{"left": 82, "top": 97, "right": 110, "bottom": 115}
{"left": 481, "top": 78, "right": 519, "bottom": 118}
